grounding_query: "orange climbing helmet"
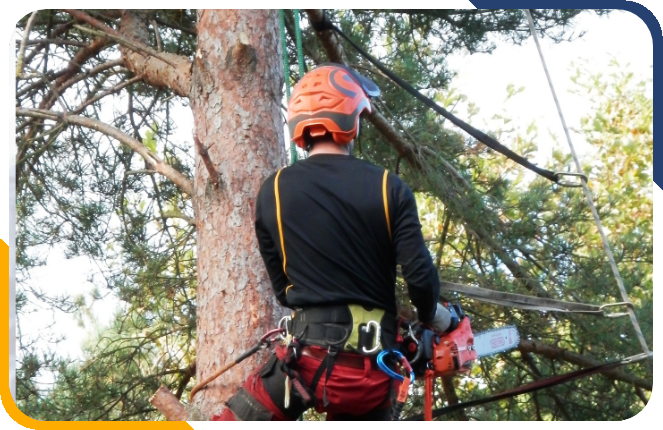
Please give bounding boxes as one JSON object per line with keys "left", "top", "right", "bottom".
{"left": 287, "top": 63, "right": 380, "bottom": 148}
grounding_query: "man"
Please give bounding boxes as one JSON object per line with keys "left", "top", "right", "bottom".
{"left": 215, "top": 63, "right": 451, "bottom": 421}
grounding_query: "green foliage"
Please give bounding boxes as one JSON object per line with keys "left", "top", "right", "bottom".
{"left": 398, "top": 60, "right": 652, "bottom": 420}
{"left": 15, "top": 8, "right": 650, "bottom": 422}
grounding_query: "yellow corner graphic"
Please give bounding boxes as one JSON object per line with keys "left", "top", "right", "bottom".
{"left": 1, "top": 240, "right": 193, "bottom": 427}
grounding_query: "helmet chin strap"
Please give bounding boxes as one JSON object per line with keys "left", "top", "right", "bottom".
{"left": 345, "top": 141, "right": 355, "bottom": 156}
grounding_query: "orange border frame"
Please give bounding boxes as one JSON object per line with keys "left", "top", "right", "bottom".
{"left": 1, "top": 240, "right": 193, "bottom": 427}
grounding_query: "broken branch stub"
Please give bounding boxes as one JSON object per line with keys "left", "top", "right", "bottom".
{"left": 150, "top": 385, "right": 188, "bottom": 421}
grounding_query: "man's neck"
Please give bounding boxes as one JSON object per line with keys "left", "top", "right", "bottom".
{"left": 308, "top": 140, "right": 350, "bottom": 156}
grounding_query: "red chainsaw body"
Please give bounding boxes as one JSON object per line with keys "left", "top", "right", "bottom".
{"left": 432, "top": 316, "right": 477, "bottom": 377}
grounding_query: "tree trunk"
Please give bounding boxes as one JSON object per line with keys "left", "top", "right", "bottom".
{"left": 190, "top": 9, "right": 287, "bottom": 418}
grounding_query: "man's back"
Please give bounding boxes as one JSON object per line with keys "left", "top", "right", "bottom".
{"left": 216, "top": 64, "right": 443, "bottom": 421}
{"left": 255, "top": 154, "right": 438, "bottom": 321}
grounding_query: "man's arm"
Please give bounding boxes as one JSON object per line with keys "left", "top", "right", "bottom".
{"left": 255, "top": 183, "right": 290, "bottom": 307}
{"left": 391, "top": 177, "right": 440, "bottom": 323}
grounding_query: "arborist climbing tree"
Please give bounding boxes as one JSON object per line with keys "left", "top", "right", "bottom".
{"left": 14, "top": 9, "right": 651, "bottom": 421}
{"left": 211, "top": 63, "right": 453, "bottom": 421}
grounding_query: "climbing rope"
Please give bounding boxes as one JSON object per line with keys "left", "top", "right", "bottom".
{"left": 280, "top": 9, "right": 308, "bottom": 165}
{"left": 403, "top": 352, "right": 651, "bottom": 420}
{"left": 524, "top": 9, "right": 651, "bottom": 357}
{"left": 279, "top": 10, "right": 292, "bottom": 101}
{"left": 293, "top": 9, "right": 306, "bottom": 76}
{"left": 308, "top": 13, "right": 573, "bottom": 184}
{"left": 279, "top": 10, "right": 298, "bottom": 165}
{"left": 189, "top": 328, "right": 284, "bottom": 401}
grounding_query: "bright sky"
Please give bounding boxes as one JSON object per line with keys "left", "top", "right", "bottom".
{"left": 445, "top": 10, "right": 653, "bottom": 164}
{"left": 15, "top": 9, "right": 655, "bottom": 381}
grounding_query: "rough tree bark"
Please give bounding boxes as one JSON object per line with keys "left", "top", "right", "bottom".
{"left": 189, "top": 10, "right": 287, "bottom": 419}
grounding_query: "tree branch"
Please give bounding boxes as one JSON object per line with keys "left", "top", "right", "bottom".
{"left": 634, "top": 385, "right": 649, "bottom": 406}
{"left": 154, "top": 16, "right": 197, "bottom": 36}
{"left": 16, "top": 11, "right": 38, "bottom": 77}
{"left": 62, "top": 9, "right": 192, "bottom": 97}
{"left": 440, "top": 376, "right": 469, "bottom": 420}
{"left": 24, "top": 38, "right": 89, "bottom": 47}
{"left": 72, "top": 75, "right": 143, "bottom": 115}
{"left": 52, "top": 36, "right": 112, "bottom": 90}
{"left": 16, "top": 107, "right": 193, "bottom": 196}
{"left": 159, "top": 211, "right": 196, "bottom": 227}
{"left": 72, "top": 24, "right": 177, "bottom": 68}
{"left": 518, "top": 339, "right": 652, "bottom": 391}
{"left": 193, "top": 134, "right": 220, "bottom": 189}
{"left": 17, "top": 59, "right": 123, "bottom": 99}
{"left": 151, "top": 19, "right": 162, "bottom": 52}
{"left": 149, "top": 385, "right": 188, "bottom": 421}
{"left": 521, "top": 351, "right": 572, "bottom": 420}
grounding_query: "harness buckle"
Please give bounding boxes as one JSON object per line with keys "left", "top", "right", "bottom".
{"left": 361, "top": 320, "right": 382, "bottom": 354}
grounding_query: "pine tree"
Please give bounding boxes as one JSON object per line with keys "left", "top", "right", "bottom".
{"left": 15, "top": 9, "right": 650, "bottom": 421}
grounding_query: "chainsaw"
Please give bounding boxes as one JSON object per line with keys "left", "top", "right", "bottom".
{"left": 398, "top": 303, "right": 519, "bottom": 420}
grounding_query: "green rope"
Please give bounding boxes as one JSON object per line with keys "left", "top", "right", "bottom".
{"left": 291, "top": 10, "right": 307, "bottom": 160}
{"left": 280, "top": 10, "right": 309, "bottom": 164}
{"left": 279, "top": 10, "right": 298, "bottom": 164}
{"left": 278, "top": 10, "right": 291, "bottom": 100}
{"left": 292, "top": 9, "right": 306, "bottom": 78}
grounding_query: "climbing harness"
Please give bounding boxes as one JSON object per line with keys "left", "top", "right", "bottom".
{"left": 189, "top": 307, "right": 651, "bottom": 420}
{"left": 283, "top": 305, "right": 397, "bottom": 355}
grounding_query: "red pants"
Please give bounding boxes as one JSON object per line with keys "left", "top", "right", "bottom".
{"left": 213, "top": 344, "right": 392, "bottom": 420}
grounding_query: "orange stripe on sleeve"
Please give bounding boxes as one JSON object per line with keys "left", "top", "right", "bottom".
{"left": 382, "top": 170, "right": 392, "bottom": 241}
{"left": 274, "top": 169, "right": 288, "bottom": 275}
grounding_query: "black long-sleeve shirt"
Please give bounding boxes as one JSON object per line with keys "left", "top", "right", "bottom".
{"left": 255, "top": 154, "right": 440, "bottom": 322}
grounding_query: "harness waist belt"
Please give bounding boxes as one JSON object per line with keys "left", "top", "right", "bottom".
{"left": 287, "top": 304, "right": 398, "bottom": 353}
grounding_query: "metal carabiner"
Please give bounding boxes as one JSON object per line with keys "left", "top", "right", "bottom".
{"left": 260, "top": 327, "right": 286, "bottom": 344}
{"left": 405, "top": 323, "right": 422, "bottom": 364}
{"left": 278, "top": 315, "right": 291, "bottom": 340}
{"left": 600, "top": 301, "right": 635, "bottom": 318}
{"left": 362, "top": 320, "right": 382, "bottom": 354}
{"left": 620, "top": 352, "right": 652, "bottom": 364}
{"left": 554, "top": 171, "right": 588, "bottom": 188}
{"left": 377, "top": 350, "right": 415, "bottom": 382}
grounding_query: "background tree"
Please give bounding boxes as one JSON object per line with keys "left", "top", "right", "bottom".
{"left": 14, "top": 9, "right": 651, "bottom": 421}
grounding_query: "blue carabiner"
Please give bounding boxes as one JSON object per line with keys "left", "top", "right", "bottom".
{"left": 377, "top": 350, "right": 415, "bottom": 382}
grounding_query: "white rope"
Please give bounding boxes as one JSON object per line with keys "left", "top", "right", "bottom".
{"left": 523, "top": 9, "right": 651, "bottom": 356}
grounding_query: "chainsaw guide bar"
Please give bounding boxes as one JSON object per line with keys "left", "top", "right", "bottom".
{"left": 473, "top": 325, "right": 520, "bottom": 358}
